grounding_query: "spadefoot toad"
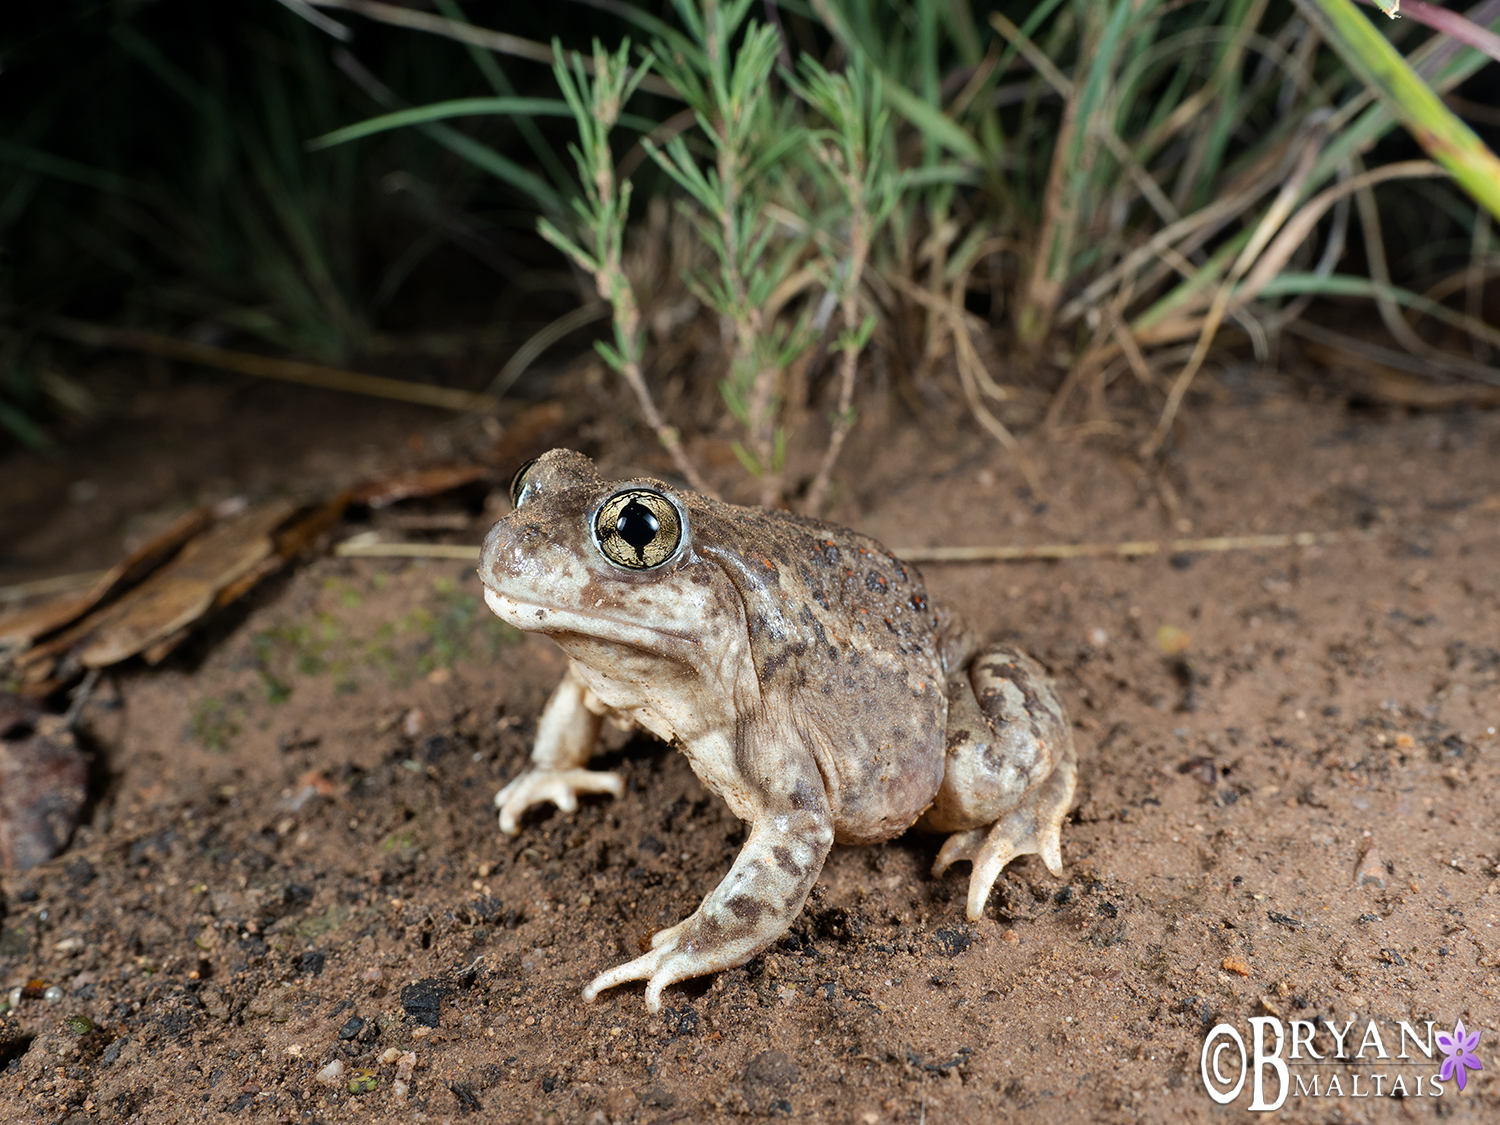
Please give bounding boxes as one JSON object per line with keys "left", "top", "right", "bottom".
{"left": 480, "top": 449, "right": 1076, "bottom": 1011}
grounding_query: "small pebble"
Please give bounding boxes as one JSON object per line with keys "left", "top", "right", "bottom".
{"left": 316, "top": 1059, "right": 346, "bottom": 1087}
{"left": 380, "top": 1048, "right": 402, "bottom": 1065}
{"left": 43, "top": 985, "right": 64, "bottom": 1004}
{"left": 1355, "top": 846, "right": 1386, "bottom": 888}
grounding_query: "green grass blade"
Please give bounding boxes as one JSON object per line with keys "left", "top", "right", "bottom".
{"left": 1297, "top": 0, "right": 1500, "bottom": 220}
{"left": 1255, "top": 271, "right": 1500, "bottom": 346}
{"left": 431, "top": 0, "right": 577, "bottom": 197}
{"left": 0, "top": 140, "right": 152, "bottom": 200}
{"left": 420, "top": 121, "right": 566, "bottom": 215}
{"left": 307, "top": 98, "right": 576, "bottom": 149}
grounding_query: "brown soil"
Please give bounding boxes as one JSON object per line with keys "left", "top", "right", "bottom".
{"left": 2, "top": 368, "right": 1498, "bottom": 1124}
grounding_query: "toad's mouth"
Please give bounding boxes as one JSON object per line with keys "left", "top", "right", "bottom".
{"left": 481, "top": 588, "right": 699, "bottom": 649}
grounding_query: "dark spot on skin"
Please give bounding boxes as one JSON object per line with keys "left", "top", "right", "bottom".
{"left": 982, "top": 739, "right": 1020, "bottom": 779}
{"left": 865, "top": 570, "right": 886, "bottom": 592}
{"left": 979, "top": 664, "right": 1055, "bottom": 730}
{"left": 804, "top": 616, "right": 836, "bottom": 661}
{"left": 789, "top": 783, "right": 821, "bottom": 812}
{"left": 727, "top": 896, "right": 764, "bottom": 922}
{"left": 771, "top": 847, "right": 802, "bottom": 877}
{"left": 910, "top": 592, "right": 928, "bottom": 613}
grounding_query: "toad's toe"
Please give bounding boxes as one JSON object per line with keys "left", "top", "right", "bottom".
{"left": 934, "top": 745, "right": 1077, "bottom": 920}
{"left": 494, "top": 767, "right": 624, "bottom": 835}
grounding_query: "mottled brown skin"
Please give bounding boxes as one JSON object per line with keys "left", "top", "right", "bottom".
{"left": 479, "top": 450, "right": 1076, "bottom": 1011}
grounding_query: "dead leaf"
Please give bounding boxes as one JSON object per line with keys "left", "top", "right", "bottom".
{"left": 350, "top": 464, "right": 492, "bottom": 508}
{"left": 80, "top": 501, "right": 296, "bottom": 666}
{"left": 483, "top": 401, "right": 571, "bottom": 471}
{"left": 275, "top": 492, "right": 353, "bottom": 557}
{"left": 0, "top": 507, "right": 213, "bottom": 648}
{"left": 21, "top": 501, "right": 296, "bottom": 671}
{"left": 0, "top": 695, "right": 88, "bottom": 871}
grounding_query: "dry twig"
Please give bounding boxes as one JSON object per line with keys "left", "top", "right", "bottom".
{"left": 333, "top": 528, "right": 1381, "bottom": 565}
{"left": 45, "top": 319, "right": 496, "bottom": 412}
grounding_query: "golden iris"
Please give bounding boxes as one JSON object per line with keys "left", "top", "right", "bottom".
{"left": 594, "top": 490, "right": 682, "bottom": 569}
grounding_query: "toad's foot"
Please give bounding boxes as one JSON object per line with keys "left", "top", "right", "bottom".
{"left": 494, "top": 768, "right": 623, "bottom": 836}
{"left": 583, "top": 807, "right": 833, "bottom": 1012}
{"left": 582, "top": 915, "right": 753, "bottom": 1013}
{"left": 932, "top": 746, "right": 1077, "bottom": 921}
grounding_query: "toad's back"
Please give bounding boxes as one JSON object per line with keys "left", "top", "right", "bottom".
{"left": 685, "top": 502, "right": 949, "bottom": 844}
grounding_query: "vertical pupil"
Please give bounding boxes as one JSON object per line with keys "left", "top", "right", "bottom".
{"left": 616, "top": 500, "right": 659, "bottom": 552}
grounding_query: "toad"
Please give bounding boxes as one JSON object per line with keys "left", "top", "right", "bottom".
{"left": 479, "top": 449, "right": 1076, "bottom": 1011}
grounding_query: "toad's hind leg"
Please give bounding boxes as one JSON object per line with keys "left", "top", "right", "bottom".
{"left": 922, "top": 645, "right": 1077, "bottom": 921}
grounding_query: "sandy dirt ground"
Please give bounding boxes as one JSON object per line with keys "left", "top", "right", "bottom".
{"left": 2, "top": 368, "right": 1498, "bottom": 1124}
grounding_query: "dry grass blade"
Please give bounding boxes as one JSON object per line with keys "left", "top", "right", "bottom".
{"left": 945, "top": 235, "right": 1019, "bottom": 401}
{"left": 1141, "top": 132, "right": 1326, "bottom": 458}
{"left": 1299, "top": 333, "right": 1500, "bottom": 407}
{"left": 889, "top": 274, "right": 1044, "bottom": 497}
{"left": 1122, "top": 156, "right": 1441, "bottom": 355}
{"left": 1106, "top": 303, "right": 1160, "bottom": 390}
{"left": 45, "top": 319, "right": 497, "bottom": 412}
{"left": 897, "top": 529, "right": 1375, "bottom": 563}
{"left": 618, "top": 108, "right": 698, "bottom": 180}
{"left": 486, "top": 302, "right": 609, "bottom": 400}
{"left": 305, "top": 0, "right": 678, "bottom": 97}
{"left": 336, "top": 540, "right": 482, "bottom": 560}
{"left": 1289, "top": 320, "right": 1500, "bottom": 390}
{"left": 1058, "top": 135, "right": 1303, "bottom": 329}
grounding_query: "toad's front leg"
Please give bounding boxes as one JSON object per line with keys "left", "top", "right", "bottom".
{"left": 494, "top": 665, "right": 623, "bottom": 835}
{"left": 584, "top": 769, "right": 834, "bottom": 1012}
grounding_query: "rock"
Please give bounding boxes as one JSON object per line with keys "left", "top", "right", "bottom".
{"left": 0, "top": 697, "right": 88, "bottom": 871}
{"left": 1355, "top": 846, "right": 1386, "bottom": 888}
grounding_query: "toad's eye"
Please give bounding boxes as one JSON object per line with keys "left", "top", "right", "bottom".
{"left": 508, "top": 458, "right": 540, "bottom": 508}
{"left": 594, "top": 490, "right": 682, "bottom": 570}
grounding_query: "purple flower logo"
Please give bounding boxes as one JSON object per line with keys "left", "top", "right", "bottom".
{"left": 1436, "top": 1020, "right": 1483, "bottom": 1092}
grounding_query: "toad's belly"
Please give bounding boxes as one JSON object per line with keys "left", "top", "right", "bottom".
{"left": 825, "top": 720, "right": 946, "bottom": 846}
